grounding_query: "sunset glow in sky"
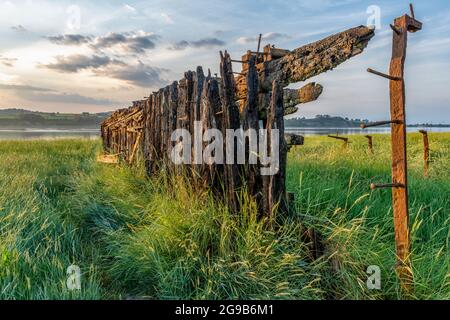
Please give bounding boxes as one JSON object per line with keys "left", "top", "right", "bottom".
{"left": 0, "top": 0, "right": 449, "bottom": 123}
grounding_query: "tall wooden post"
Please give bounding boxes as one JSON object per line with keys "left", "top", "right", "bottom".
{"left": 367, "top": 4, "right": 422, "bottom": 294}
{"left": 419, "top": 130, "right": 429, "bottom": 177}
{"left": 389, "top": 9, "right": 422, "bottom": 293}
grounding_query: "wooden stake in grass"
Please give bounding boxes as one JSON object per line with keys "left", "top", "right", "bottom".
{"left": 389, "top": 7, "right": 421, "bottom": 293}
{"left": 367, "top": 3, "right": 422, "bottom": 294}
{"left": 365, "top": 135, "right": 373, "bottom": 153}
{"left": 129, "top": 132, "right": 142, "bottom": 164}
{"left": 328, "top": 135, "right": 349, "bottom": 148}
{"left": 419, "top": 130, "right": 430, "bottom": 177}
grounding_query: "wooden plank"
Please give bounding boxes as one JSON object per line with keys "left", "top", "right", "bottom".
{"left": 284, "top": 83, "right": 324, "bottom": 116}
{"left": 220, "top": 51, "right": 241, "bottom": 214}
{"left": 243, "top": 55, "right": 261, "bottom": 201}
{"left": 129, "top": 132, "right": 142, "bottom": 164}
{"left": 142, "top": 97, "right": 151, "bottom": 174}
{"left": 263, "top": 80, "right": 287, "bottom": 216}
{"left": 192, "top": 68, "right": 205, "bottom": 175}
{"left": 97, "top": 154, "right": 120, "bottom": 164}
{"left": 161, "top": 86, "right": 170, "bottom": 159}
{"left": 262, "top": 26, "right": 375, "bottom": 90}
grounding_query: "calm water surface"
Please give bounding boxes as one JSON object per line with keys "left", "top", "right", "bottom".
{"left": 0, "top": 128, "right": 100, "bottom": 140}
{"left": 285, "top": 127, "right": 450, "bottom": 136}
{"left": 0, "top": 127, "right": 449, "bottom": 140}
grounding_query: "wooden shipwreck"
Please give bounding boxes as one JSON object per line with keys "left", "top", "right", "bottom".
{"left": 101, "top": 25, "right": 375, "bottom": 215}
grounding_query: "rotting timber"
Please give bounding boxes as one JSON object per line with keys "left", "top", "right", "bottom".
{"left": 101, "top": 25, "right": 375, "bottom": 216}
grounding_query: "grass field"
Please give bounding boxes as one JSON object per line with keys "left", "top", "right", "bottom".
{"left": 0, "top": 134, "right": 448, "bottom": 300}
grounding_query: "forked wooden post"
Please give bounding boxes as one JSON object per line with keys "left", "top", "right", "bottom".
{"left": 419, "top": 130, "right": 429, "bottom": 177}
{"left": 366, "top": 4, "right": 422, "bottom": 294}
{"left": 365, "top": 135, "right": 373, "bottom": 153}
{"left": 328, "top": 135, "right": 349, "bottom": 148}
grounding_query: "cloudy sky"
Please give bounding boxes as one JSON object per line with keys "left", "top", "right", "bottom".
{"left": 0, "top": 0, "right": 449, "bottom": 123}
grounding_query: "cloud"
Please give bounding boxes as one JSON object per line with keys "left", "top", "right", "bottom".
{"left": 95, "top": 61, "right": 168, "bottom": 87}
{"left": 237, "top": 32, "right": 291, "bottom": 44}
{"left": 0, "top": 56, "right": 17, "bottom": 67}
{"left": 46, "top": 34, "right": 93, "bottom": 45}
{"left": 46, "top": 31, "right": 159, "bottom": 54}
{"left": 170, "top": 40, "right": 190, "bottom": 50}
{"left": 41, "top": 54, "right": 167, "bottom": 88}
{"left": 0, "top": 84, "right": 51, "bottom": 92}
{"left": 22, "top": 91, "right": 118, "bottom": 105}
{"left": 169, "top": 38, "right": 225, "bottom": 50}
{"left": 41, "top": 54, "right": 125, "bottom": 73}
{"left": 0, "top": 83, "right": 117, "bottom": 105}
{"left": 191, "top": 38, "right": 225, "bottom": 48}
{"left": 91, "top": 31, "right": 159, "bottom": 54}
{"left": 11, "top": 25, "right": 27, "bottom": 32}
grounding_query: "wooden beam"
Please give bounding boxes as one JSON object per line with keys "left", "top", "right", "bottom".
{"left": 262, "top": 26, "right": 375, "bottom": 90}
{"left": 284, "top": 83, "right": 324, "bottom": 116}
{"left": 129, "top": 132, "right": 142, "bottom": 164}
{"left": 388, "top": 9, "right": 423, "bottom": 293}
{"left": 328, "top": 135, "right": 349, "bottom": 147}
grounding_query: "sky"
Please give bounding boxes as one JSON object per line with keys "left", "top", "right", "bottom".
{"left": 0, "top": 0, "right": 449, "bottom": 123}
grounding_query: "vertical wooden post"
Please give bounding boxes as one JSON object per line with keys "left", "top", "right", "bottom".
{"left": 161, "top": 87, "right": 170, "bottom": 161}
{"left": 143, "top": 96, "right": 152, "bottom": 175}
{"left": 389, "top": 8, "right": 422, "bottom": 293}
{"left": 365, "top": 135, "right": 373, "bottom": 153}
{"left": 243, "top": 55, "right": 261, "bottom": 199}
{"left": 263, "top": 80, "right": 287, "bottom": 217}
{"left": 192, "top": 68, "right": 205, "bottom": 175}
{"left": 200, "top": 74, "right": 221, "bottom": 189}
{"left": 419, "top": 130, "right": 429, "bottom": 177}
{"left": 220, "top": 51, "right": 241, "bottom": 214}
{"left": 367, "top": 5, "right": 422, "bottom": 295}
{"left": 129, "top": 132, "right": 142, "bottom": 164}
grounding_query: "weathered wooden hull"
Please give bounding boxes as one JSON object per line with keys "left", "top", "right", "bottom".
{"left": 101, "top": 25, "right": 375, "bottom": 216}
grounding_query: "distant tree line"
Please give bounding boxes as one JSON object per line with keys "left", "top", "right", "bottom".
{"left": 0, "top": 109, "right": 111, "bottom": 128}
{"left": 285, "top": 115, "right": 369, "bottom": 128}
{"left": 285, "top": 114, "right": 450, "bottom": 128}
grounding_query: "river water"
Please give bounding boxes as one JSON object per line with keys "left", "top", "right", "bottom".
{"left": 0, "top": 127, "right": 449, "bottom": 140}
{"left": 0, "top": 128, "right": 100, "bottom": 140}
{"left": 285, "top": 127, "right": 450, "bottom": 136}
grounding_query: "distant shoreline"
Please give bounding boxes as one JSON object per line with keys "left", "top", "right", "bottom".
{"left": 285, "top": 125, "right": 450, "bottom": 128}
{"left": 285, "top": 115, "right": 449, "bottom": 128}
{"left": 1, "top": 109, "right": 449, "bottom": 130}
{"left": 0, "top": 126, "right": 100, "bottom": 130}
{"left": 0, "top": 128, "right": 99, "bottom": 132}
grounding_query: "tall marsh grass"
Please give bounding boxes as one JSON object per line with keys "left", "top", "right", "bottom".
{"left": 0, "top": 133, "right": 448, "bottom": 299}
{"left": 287, "top": 133, "right": 449, "bottom": 299}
